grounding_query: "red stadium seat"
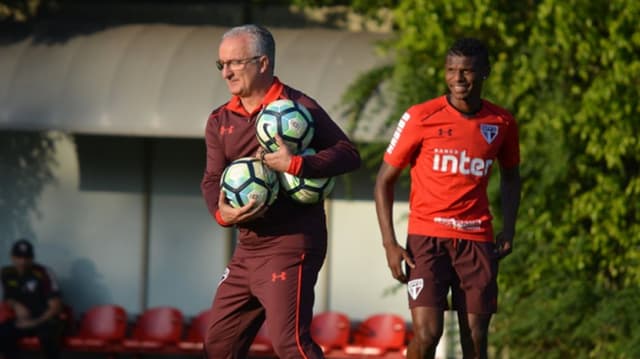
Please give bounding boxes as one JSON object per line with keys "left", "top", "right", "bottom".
{"left": 0, "top": 301, "right": 15, "bottom": 323}
{"left": 122, "top": 306, "right": 184, "bottom": 354}
{"left": 64, "top": 304, "right": 127, "bottom": 352}
{"left": 178, "top": 308, "right": 213, "bottom": 353}
{"left": 310, "top": 311, "right": 351, "bottom": 354}
{"left": 343, "top": 313, "right": 407, "bottom": 357}
{"left": 248, "top": 322, "right": 275, "bottom": 357}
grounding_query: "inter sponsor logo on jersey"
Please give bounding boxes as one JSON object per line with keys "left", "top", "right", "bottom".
{"left": 432, "top": 149, "right": 493, "bottom": 177}
{"left": 480, "top": 124, "right": 498, "bottom": 144}
{"left": 408, "top": 278, "right": 424, "bottom": 300}
{"left": 386, "top": 112, "right": 411, "bottom": 154}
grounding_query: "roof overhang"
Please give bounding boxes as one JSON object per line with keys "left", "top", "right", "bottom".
{"left": 0, "top": 24, "right": 390, "bottom": 140}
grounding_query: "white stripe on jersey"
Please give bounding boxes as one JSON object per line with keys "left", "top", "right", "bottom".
{"left": 386, "top": 112, "right": 411, "bottom": 154}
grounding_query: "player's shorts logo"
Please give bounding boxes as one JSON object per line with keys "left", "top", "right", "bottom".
{"left": 218, "top": 267, "right": 230, "bottom": 287}
{"left": 480, "top": 124, "right": 498, "bottom": 144}
{"left": 408, "top": 278, "right": 424, "bottom": 300}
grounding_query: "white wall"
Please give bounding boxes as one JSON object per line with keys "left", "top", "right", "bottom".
{"left": 326, "top": 199, "right": 411, "bottom": 321}
{"left": 146, "top": 139, "right": 229, "bottom": 316}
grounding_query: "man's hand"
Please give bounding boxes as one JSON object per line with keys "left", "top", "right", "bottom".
{"left": 10, "top": 301, "right": 30, "bottom": 320}
{"left": 218, "top": 189, "right": 267, "bottom": 224}
{"left": 260, "top": 135, "right": 293, "bottom": 173}
{"left": 495, "top": 231, "right": 514, "bottom": 259}
{"left": 383, "top": 242, "right": 415, "bottom": 283}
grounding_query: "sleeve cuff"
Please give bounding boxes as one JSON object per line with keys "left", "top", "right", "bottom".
{"left": 215, "top": 210, "right": 232, "bottom": 227}
{"left": 286, "top": 155, "right": 303, "bottom": 176}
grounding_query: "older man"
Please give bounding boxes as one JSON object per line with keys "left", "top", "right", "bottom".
{"left": 200, "top": 24, "right": 361, "bottom": 359}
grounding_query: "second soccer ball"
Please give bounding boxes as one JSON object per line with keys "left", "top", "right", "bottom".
{"left": 256, "top": 99, "right": 314, "bottom": 154}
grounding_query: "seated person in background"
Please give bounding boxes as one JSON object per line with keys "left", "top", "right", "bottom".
{"left": 0, "top": 239, "right": 64, "bottom": 359}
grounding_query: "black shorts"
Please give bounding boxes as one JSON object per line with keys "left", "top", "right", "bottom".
{"left": 406, "top": 235, "right": 499, "bottom": 314}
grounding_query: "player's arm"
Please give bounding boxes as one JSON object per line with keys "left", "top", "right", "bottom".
{"left": 287, "top": 98, "right": 361, "bottom": 178}
{"left": 16, "top": 268, "right": 63, "bottom": 329}
{"left": 496, "top": 165, "right": 521, "bottom": 258}
{"left": 201, "top": 114, "right": 232, "bottom": 226}
{"left": 9, "top": 301, "right": 30, "bottom": 320}
{"left": 43, "top": 296, "right": 63, "bottom": 320}
{"left": 15, "top": 297, "right": 61, "bottom": 329}
{"left": 1, "top": 270, "right": 26, "bottom": 318}
{"left": 374, "top": 162, "right": 415, "bottom": 283}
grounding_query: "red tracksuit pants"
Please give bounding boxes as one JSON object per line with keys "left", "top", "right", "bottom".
{"left": 204, "top": 247, "right": 325, "bottom": 359}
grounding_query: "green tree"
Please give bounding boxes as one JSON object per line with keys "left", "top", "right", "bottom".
{"left": 0, "top": 132, "right": 60, "bottom": 254}
{"left": 300, "top": 0, "right": 640, "bottom": 357}
{"left": 0, "top": 0, "right": 47, "bottom": 23}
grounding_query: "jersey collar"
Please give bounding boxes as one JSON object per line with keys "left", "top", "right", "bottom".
{"left": 444, "top": 94, "right": 485, "bottom": 118}
{"left": 225, "top": 77, "right": 285, "bottom": 117}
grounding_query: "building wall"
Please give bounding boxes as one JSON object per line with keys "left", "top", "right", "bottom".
{"left": 327, "top": 200, "right": 410, "bottom": 319}
{"left": 145, "top": 138, "right": 229, "bottom": 316}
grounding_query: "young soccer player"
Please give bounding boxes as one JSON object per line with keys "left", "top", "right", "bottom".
{"left": 375, "top": 38, "right": 521, "bottom": 359}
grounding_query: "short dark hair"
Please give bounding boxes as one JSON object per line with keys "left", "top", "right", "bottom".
{"left": 447, "top": 38, "right": 490, "bottom": 68}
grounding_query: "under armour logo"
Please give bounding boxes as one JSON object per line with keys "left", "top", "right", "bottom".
{"left": 220, "top": 125, "right": 235, "bottom": 135}
{"left": 272, "top": 272, "right": 287, "bottom": 282}
{"left": 438, "top": 128, "right": 453, "bottom": 136}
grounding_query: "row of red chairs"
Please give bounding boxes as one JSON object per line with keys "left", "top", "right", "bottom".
{"left": 1, "top": 302, "right": 410, "bottom": 358}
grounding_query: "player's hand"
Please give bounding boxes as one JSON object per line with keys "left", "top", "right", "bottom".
{"left": 218, "top": 190, "right": 267, "bottom": 224}
{"left": 11, "top": 302, "right": 30, "bottom": 320}
{"left": 383, "top": 242, "right": 415, "bottom": 283}
{"left": 261, "top": 135, "right": 292, "bottom": 173}
{"left": 495, "top": 231, "right": 514, "bottom": 259}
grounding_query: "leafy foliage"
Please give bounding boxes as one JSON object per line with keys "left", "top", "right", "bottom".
{"left": 322, "top": 0, "right": 640, "bottom": 357}
{"left": 0, "top": 132, "right": 60, "bottom": 251}
{"left": 0, "top": 0, "right": 52, "bottom": 23}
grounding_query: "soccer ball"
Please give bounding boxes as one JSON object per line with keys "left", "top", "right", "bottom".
{"left": 221, "top": 157, "right": 279, "bottom": 208}
{"left": 278, "top": 148, "right": 335, "bottom": 204}
{"left": 256, "top": 99, "right": 314, "bottom": 154}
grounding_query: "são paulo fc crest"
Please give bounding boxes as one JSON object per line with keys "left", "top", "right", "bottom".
{"left": 480, "top": 124, "right": 498, "bottom": 144}
{"left": 407, "top": 278, "right": 424, "bottom": 300}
